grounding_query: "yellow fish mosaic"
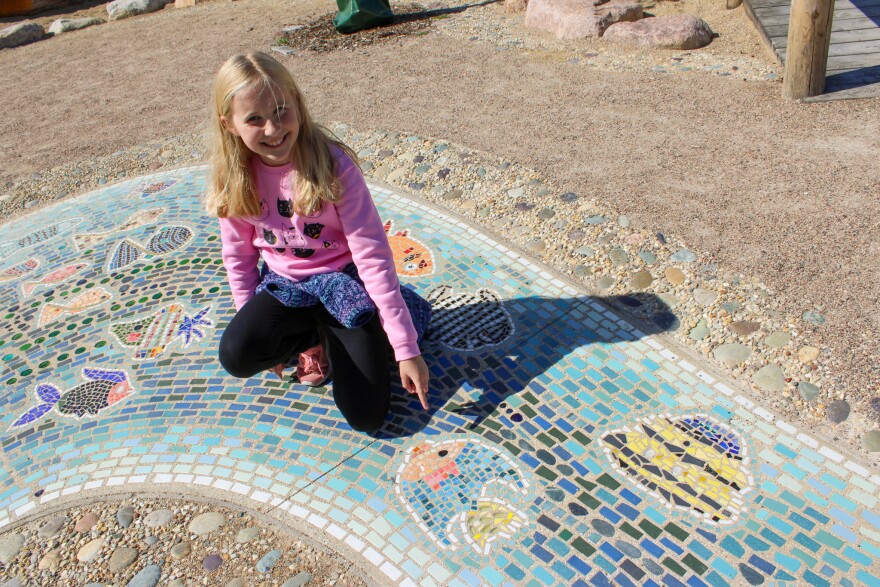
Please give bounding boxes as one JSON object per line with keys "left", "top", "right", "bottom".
{"left": 601, "top": 414, "right": 753, "bottom": 524}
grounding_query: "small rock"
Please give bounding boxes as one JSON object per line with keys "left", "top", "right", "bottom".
{"left": 609, "top": 248, "right": 629, "bottom": 266}
{"left": 281, "top": 572, "right": 313, "bottom": 587}
{"left": 714, "top": 343, "right": 750, "bottom": 365}
{"left": 596, "top": 276, "right": 615, "bottom": 290}
{"left": 669, "top": 249, "right": 697, "bottom": 263}
{"left": 38, "top": 516, "right": 67, "bottom": 539}
{"left": 764, "top": 332, "right": 790, "bottom": 348}
{"left": 443, "top": 189, "right": 462, "bottom": 200}
{"left": 235, "top": 527, "right": 259, "bottom": 544}
{"left": 225, "top": 580, "right": 245, "bottom": 587}
{"left": 48, "top": 17, "right": 105, "bottom": 35}
{"left": 77, "top": 538, "right": 104, "bottom": 562}
{"left": 797, "top": 346, "right": 819, "bottom": 363}
{"left": 507, "top": 187, "right": 525, "bottom": 198}
{"left": 637, "top": 250, "right": 656, "bottom": 265}
{"left": 802, "top": 310, "right": 825, "bottom": 325}
{"left": 574, "top": 265, "right": 592, "bottom": 277}
{"left": 652, "top": 312, "right": 680, "bottom": 331}
{"left": 143, "top": 508, "right": 173, "bottom": 528}
{"left": 0, "top": 22, "right": 47, "bottom": 50}
{"left": 665, "top": 267, "right": 685, "bottom": 285}
{"left": 526, "top": 240, "right": 546, "bottom": 253}
{"left": 537, "top": 207, "right": 555, "bottom": 220}
{"left": 108, "top": 547, "right": 139, "bottom": 573}
{"left": 798, "top": 382, "right": 820, "bottom": 401}
{"left": 862, "top": 430, "right": 880, "bottom": 452}
{"left": 826, "top": 400, "right": 850, "bottom": 424}
{"left": 618, "top": 214, "right": 631, "bottom": 228}
{"left": 171, "top": 542, "right": 191, "bottom": 559}
{"left": 728, "top": 321, "right": 760, "bottom": 336}
{"left": 203, "top": 553, "right": 223, "bottom": 571}
{"left": 117, "top": 506, "right": 135, "bottom": 528}
{"left": 144, "top": 536, "right": 159, "bottom": 546}
{"left": 168, "top": 580, "right": 185, "bottom": 587}
{"left": 693, "top": 288, "right": 718, "bottom": 306}
{"left": 38, "top": 548, "right": 60, "bottom": 570}
{"left": 126, "top": 564, "right": 162, "bottom": 587}
{"left": 575, "top": 246, "right": 595, "bottom": 257}
{"left": 0, "top": 579, "right": 23, "bottom": 587}
{"left": 584, "top": 215, "right": 606, "bottom": 224}
{"left": 754, "top": 364, "right": 785, "bottom": 392}
{"left": 0, "top": 534, "right": 24, "bottom": 565}
{"left": 560, "top": 192, "right": 578, "bottom": 202}
{"left": 189, "top": 512, "right": 226, "bottom": 536}
{"left": 658, "top": 293, "right": 678, "bottom": 309}
{"left": 689, "top": 319, "right": 709, "bottom": 340}
{"left": 630, "top": 269, "right": 653, "bottom": 290}
{"left": 256, "top": 549, "right": 282, "bottom": 573}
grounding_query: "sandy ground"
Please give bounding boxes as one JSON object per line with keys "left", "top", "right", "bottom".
{"left": 0, "top": 0, "right": 878, "bottom": 435}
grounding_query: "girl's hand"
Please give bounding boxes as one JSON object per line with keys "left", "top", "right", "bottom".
{"left": 269, "top": 364, "right": 285, "bottom": 379}
{"left": 399, "top": 355, "right": 430, "bottom": 410}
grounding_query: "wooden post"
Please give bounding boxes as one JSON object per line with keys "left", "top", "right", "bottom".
{"left": 783, "top": 0, "right": 835, "bottom": 99}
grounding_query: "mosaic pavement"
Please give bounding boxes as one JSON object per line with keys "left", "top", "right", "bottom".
{"left": 0, "top": 167, "right": 879, "bottom": 586}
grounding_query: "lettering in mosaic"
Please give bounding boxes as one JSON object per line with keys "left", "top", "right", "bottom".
{"left": 21, "top": 262, "right": 88, "bottom": 297}
{"left": 424, "top": 286, "right": 514, "bottom": 351}
{"left": 0, "top": 218, "right": 81, "bottom": 258}
{"left": 0, "top": 259, "right": 39, "bottom": 283}
{"left": 601, "top": 414, "right": 753, "bottom": 524}
{"left": 10, "top": 368, "right": 134, "bottom": 429}
{"left": 395, "top": 436, "right": 529, "bottom": 554}
{"left": 73, "top": 208, "right": 165, "bottom": 250}
{"left": 384, "top": 219, "right": 434, "bottom": 277}
{"left": 106, "top": 224, "right": 193, "bottom": 272}
{"left": 109, "top": 303, "right": 214, "bottom": 360}
{"left": 37, "top": 286, "right": 112, "bottom": 327}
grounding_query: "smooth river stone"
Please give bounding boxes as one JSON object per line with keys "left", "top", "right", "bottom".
{"left": 108, "top": 547, "right": 138, "bottom": 573}
{"left": 39, "top": 548, "right": 60, "bottom": 570}
{"left": 170, "top": 542, "right": 191, "bottom": 559}
{"left": 236, "top": 527, "right": 260, "bottom": 544}
{"left": 658, "top": 293, "right": 678, "bottom": 309}
{"left": 77, "top": 538, "right": 104, "bottom": 562}
{"left": 630, "top": 269, "right": 653, "bottom": 290}
{"left": 798, "top": 346, "right": 820, "bottom": 363}
{"left": 225, "top": 580, "right": 245, "bottom": 587}
{"left": 714, "top": 343, "right": 751, "bottom": 365}
{"left": 693, "top": 289, "right": 718, "bottom": 306}
{"left": 75, "top": 512, "right": 99, "bottom": 533}
{"left": 203, "top": 554, "right": 223, "bottom": 571}
{"left": 281, "top": 572, "right": 313, "bottom": 587}
{"left": 117, "top": 506, "right": 135, "bottom": 529}
{"left": 754, "top": 364, "right": 785, "bottom": 392}
{"left": 256, "top": 549, "right": 282, "bottom": 573}
{"left": 826, "top": 400, "right": 850, "bottom": 424}
{"left": 609, "top": 248, "right": 629, "bottom": 266}
{"left": 596, "top": 276, "right": 615, "bottom": 290}
{"left": 764, "top": 332, "right": 790, "bottom": 348}
{"left": 143, "top": 508, "right": 173, "bottom": 528}
{"left": 618, "top": 215, "right": 631, "bottom": 227}
{"left": 537, "top": 207, "right": 555, "bottom": 220}
{"left": 189, "top": 512, "right": 226, "bottom": 536}
{"left": 669, "top": 249, "right": 696, "bottom": 262}
{"left": 728, "top": 321, "right": 760, "bottom": 336}
{"left": 637, "top": 250, "right": 655, "bottom": 264}
{"left": 526, "top": 240, "right": 546, "bottom": 253}
{"left": 0, "top": 534, "right": 25, "bottom": 564}
{"left": 689, "top": 319, "right": 709, "bottom": 340}
{"left": 665, "top": 267, "right": 685, "bottom": 285}
{"left": 802, "top": 310, "right": 826, "bottom": 325}
{"left": 38, "top": 516, "right": 67, "bottom": 539}
{"left": 798, "top": 382, "right": 820, "bottom": 401}
{"left": 575, "top": 246, "right": 595, "bottom": 257}
{"left": 862, "top": 430, "right": 880, "bottom": 452}
{"left": 127, "top": 564, "right": 161, "bottom": 587}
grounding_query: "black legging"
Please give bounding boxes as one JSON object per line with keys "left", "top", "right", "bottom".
{"left": 219, "top": 290, "right": 391, "bottom": 433}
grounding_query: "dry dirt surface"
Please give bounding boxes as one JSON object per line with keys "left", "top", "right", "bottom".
{"left": 0, "top": 0, "right": 878, "bottom": 445}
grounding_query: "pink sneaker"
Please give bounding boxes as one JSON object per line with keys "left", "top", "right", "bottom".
{"left": 297, "top": 344, "right": 330, "bottom": 387}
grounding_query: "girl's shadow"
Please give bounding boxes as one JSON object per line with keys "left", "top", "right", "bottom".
{"left": 375, "top": 292, "right": 679, "bottom": 439}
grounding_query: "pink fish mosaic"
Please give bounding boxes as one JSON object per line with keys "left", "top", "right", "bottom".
{"left": 21, "top": 262, "right": 88, "bottom": 297}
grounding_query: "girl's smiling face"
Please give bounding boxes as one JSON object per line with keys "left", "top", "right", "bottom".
{"left": 222, "top": 82, "right": 299, "bottom": 167}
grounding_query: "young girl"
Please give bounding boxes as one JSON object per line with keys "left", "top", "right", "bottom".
{"left": 206, "top": 52, "right": 430, "bottom": 434}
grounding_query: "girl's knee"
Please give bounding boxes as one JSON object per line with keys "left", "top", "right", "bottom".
{"left": 218, "top": 339, "right": 256, "bottom": 379}
{"left": 347, "top": 409, "right": 387, "bottom": 434}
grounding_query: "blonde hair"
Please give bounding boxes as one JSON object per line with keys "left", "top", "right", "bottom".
{"left": 205, "top": 52, "right": 358, "bottom": 218}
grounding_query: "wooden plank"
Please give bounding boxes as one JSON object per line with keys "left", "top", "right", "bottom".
{"left": 805, "top": 82, "right": 880, "bottom": 100}
{"left": 751, "top": 0, "right": 880, "bottom": 9}
{"left": 827, "top": 54, "right": 880, "bottom": 68}
{"left": 766, "top": 18, "right": 880, "bottom": 37}
{"left": 780, "top": 42, "right": 880, "bottom": 58}
{"left": 775, "top": 26, "right": 880, "bottom": 46}
{"left": 755, "top": 6, "right": 880, "bottom": 22}
{"left": 743, "top": 0, "right": 786, "bottom": 64}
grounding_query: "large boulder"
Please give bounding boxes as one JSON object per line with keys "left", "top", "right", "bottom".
{"left": 48, "top": 17, "right": 105, "bottom": 35}
{"left": 603, "top": 14, "right": 714, "bottom": 49}
{"left": 525, "top": 0, "right": 608, "bottom": 39}
{"left": 525, "top": 0, "right": 643, "bottom": 39}
{"left": 107, "top": 0, "right": 173, "bottom": 21}
{"left": 0, "top": 22, "right": 47, "bottom": 50}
